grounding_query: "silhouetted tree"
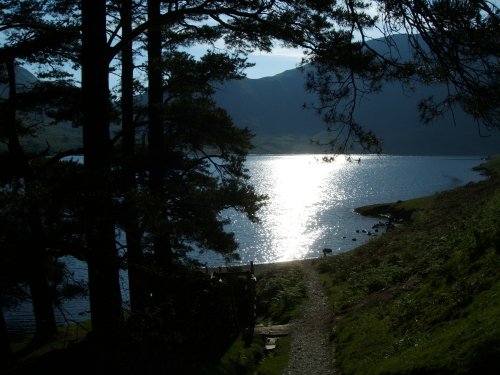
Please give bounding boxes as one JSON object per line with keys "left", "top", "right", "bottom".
{"left": 146, "top": 0, "right": 173, "bottom": 267}
{"left": 106, "top": 0, "right": 335, "bottom": 309}
{"left": 0, "top": 0, "right": 82, "bottom": 345}
{"left": 81, "top": 0, "right": 123, "bottom": 340}
{"left": 304, "top": 0, "right": 500, "bottom": 152}
{"left": 0, "top": 302, "right": 9, "bottom": 362}
{"left": 117, "top": 0, "right": 147, "bottom": 313}
{"left": 137, "top": 50, "right": 263, "bottom": 265}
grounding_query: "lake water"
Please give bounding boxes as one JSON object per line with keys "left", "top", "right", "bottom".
{"left": 3, "top": 154, "right": 487, "bottom": 336}
{"left": 201, "top": 154, "right": 486, "bottom": 264}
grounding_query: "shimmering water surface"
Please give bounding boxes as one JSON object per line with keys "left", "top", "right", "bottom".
{"left": 202, "top": 154, "right": 486, "bottom": 265}
{"left": 4, "top": 154, "right": 487, "bottom": 335}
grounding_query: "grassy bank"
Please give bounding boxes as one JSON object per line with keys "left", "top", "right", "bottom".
{"left": 316, "top": 155, "right": 500, "bottom": 374}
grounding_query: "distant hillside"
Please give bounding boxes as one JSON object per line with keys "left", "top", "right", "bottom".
{"left": 0, "top": 65, "right": 83, "bottom": 153}
{"left": 0, "top": 65, "right": 38, "bottom": 96}
{"left": 215, "top": 34, "right": 500, "bottom": 155}
{"left": 5, "top": 34, "right": 500, "bottom": 156}
{"left": 225, "top": 68, "right": 500, "bottom": 155}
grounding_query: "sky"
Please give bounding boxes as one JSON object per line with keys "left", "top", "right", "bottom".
{"left": 240, "top": 48, "right": 305, "bottom": 79}
{"left": 44, "top": 44, "right": 304, "bottom": 89}
{"left": 185, "top": 43, "right": 305, "bottom": 80}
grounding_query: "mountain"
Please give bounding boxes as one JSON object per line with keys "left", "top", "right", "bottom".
{"left": 214, "top": 69, "right": 324, "bottom": 153}
{"left": 0, "top": 65, "right": 37, "bottom": 97}
{"left": 215, "top": 35, "right": 500, "bottom": 155}
{"left": 0, "top": 65, "right": 83, "bottom": 153}
{"left": 5, "top": 34, "right": 500, "bottom": 156}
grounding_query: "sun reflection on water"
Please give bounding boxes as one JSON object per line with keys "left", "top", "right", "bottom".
{"left": 254, "top": 155, "right": 347, "bottom": 262}
{"left": 223, "top": 154, "right": 486, "bottom": 266}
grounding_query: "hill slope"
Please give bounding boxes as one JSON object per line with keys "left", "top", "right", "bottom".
{"left": 315, "top": 156, "right": 500, "bottom": 374}
{"left": 215, "top": 35, "right": 500, "bottom": 155}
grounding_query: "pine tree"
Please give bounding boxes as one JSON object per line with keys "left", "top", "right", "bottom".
{"left": 81, "top": 0, "right": 123, "bottom": 340}
{"left": 117, "top": 0, "right": 147, "bottom": 313}
{"left": 0, "top": 0, "right": 80, "bottom": 344}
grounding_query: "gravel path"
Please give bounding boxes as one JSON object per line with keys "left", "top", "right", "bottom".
{"left": 282, "top": 263, "right": 335, "bottom": 375}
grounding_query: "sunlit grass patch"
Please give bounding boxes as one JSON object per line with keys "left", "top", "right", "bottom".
{"left": 255, "top": 263, "right": 307, "bottom": 325}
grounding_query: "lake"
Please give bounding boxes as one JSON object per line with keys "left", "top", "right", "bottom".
{"left": 201, "top": 154, "right": 486, "bottom": 264}
{"left": 3, "top": 154, "right": 487, "bottom": 336}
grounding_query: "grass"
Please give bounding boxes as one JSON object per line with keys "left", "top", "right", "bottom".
{"left": 11, "top": 320, "right": 91, "bottom": 355}
{"left": 254, "top": 262, "right": 308, "bottom": 325}
{"left": 5, "top": 319, "right": 91, "bottom": 373}
{"left": 202, "top": 334, "right": 293, "bottom": 375}
{"left": 354, "top": 195, "right": 435, "bottom": 223}
{"left": 316, "top": 154, "right": 500, "bottom": 374}
{"left": 201, "top": 335, "right": 267, "bottom": 375}
{"left": 257, "top": 336, "right": 292, "bottom": 375}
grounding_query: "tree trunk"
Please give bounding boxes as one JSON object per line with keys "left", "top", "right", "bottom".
{"left": 81, "top": 0, "right": 122, "bottom": 339}
{"left": 121, "top": 0, "right": 146, "bottom": 312}
{"left": 6, "top": 59, "right": 57, "bottom": 343}
{"left": 147, "top": 0, "right": 173, "bottom": 267}
{"left": 5, "top": 59, "right": 28, "bottom": 172}
{"left": 27, "top": 239, "right": 58, "bottom": 343}
{"left": 0, "top": 303, "right": 11, "bottom": 364}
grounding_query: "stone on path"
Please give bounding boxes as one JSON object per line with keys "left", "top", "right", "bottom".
{"left": 254, "top": 324, "right": 291, "bottom": 337}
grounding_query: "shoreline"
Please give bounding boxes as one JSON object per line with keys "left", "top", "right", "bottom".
{"left": 205, "top": 257, "right": 320, "bottom": 276}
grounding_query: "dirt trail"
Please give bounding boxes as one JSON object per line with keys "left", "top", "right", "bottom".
{"left": 282, "top": 263, "right": 335, "bottom": 375}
